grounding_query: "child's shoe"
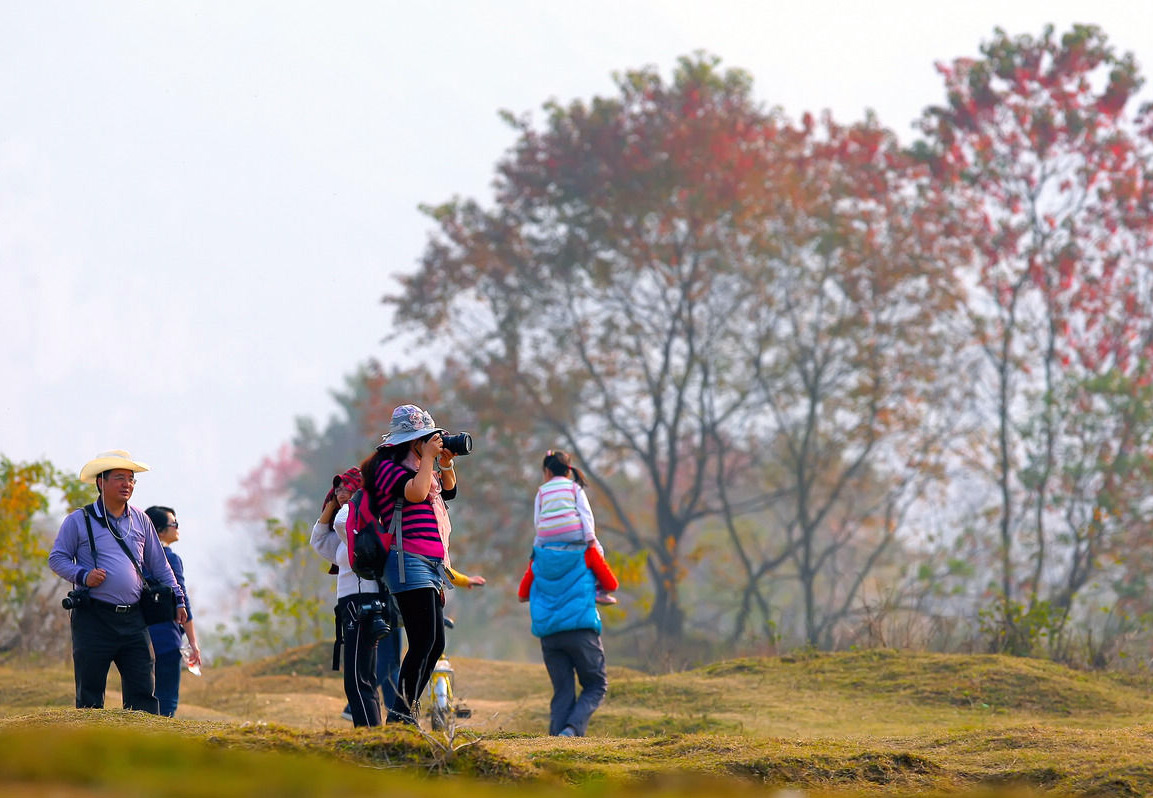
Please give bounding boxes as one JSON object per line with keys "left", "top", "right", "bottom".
{"left": 595, "top": 590, "right": 618, "bottom": 605}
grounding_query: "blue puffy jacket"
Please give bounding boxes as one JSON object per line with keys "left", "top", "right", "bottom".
{"left": 529, "top": 545, "right": 601, "bottom": 637}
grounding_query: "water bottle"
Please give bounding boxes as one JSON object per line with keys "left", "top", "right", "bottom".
{"left": 180, "top": 643, "right": 202, "bottom": 677}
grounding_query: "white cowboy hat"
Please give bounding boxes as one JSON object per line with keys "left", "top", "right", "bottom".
{"left": 79, "top": 449, "right": 150, "bottom": 484}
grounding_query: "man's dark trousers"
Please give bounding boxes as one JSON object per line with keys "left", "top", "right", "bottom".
{"left": 540, "top": 628, "right": 607, "bottom": 736}
{"left": 71, "top": 602, "right": 160, "bottom": 713}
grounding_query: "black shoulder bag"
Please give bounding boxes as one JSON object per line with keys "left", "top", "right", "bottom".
{"left": 83, "top": 504, "right": 179, "bottom": 625}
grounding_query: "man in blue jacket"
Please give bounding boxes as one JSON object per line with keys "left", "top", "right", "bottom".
{"left": 519, "top": 543, "right": 617, "bottom": 737}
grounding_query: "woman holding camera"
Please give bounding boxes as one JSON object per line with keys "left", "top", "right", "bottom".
{"left": 361, "top": 403, "right": 485, "bottom": 725}
{"left": 311, "top": 467, "right": 390, "bottom": 727}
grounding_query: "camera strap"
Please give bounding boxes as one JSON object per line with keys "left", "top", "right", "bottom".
{"left": 81, "top": 507, "right": 100, "bottom": 583}
{"left": 84, "top": 503, "right": 153, "bottom": 584}
{"left": 332, "top": 603, "right": 343, "bottom": 671}
{"left": 107, "top": 524, "right": 150, "bottom": 582}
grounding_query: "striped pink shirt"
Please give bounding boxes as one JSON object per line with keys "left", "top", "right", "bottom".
{"left": 371, "top": 459, "right": 451, "bottom": 559}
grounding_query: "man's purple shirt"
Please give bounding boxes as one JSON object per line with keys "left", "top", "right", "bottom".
{"left": 48, "top": 502, "right": 185, "bottom": 607}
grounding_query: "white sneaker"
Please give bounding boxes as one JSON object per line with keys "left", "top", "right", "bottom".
{"left": 340, "top": 709, "right": 353, "bottom": 722}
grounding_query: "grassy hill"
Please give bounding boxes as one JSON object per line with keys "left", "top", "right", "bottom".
{"left": 3, "top": 646, "right": 1153, "bottom": 796}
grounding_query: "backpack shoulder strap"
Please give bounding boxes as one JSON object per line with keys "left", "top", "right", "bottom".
{"left": 345, "top": 489, "right": 366, "bottom": 570}
{"left": 389, "top": 500, "right": 406, "bottom": 582}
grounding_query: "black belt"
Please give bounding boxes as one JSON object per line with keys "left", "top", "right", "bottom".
{"left": 91, "top": 598, "right": 140, "bottom": 614}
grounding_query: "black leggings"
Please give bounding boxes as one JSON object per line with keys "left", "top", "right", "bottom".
{"left": 337, "top": 593, "right": 382, "bottom": 727}
{"left": 391, "top": 587, "right": 445, "bottom": 719}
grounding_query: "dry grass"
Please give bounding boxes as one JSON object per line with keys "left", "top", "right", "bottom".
{"left": 3, "top": 646, "right": 1153, "bottom": 796}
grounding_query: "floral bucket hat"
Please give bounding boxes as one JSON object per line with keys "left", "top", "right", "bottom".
{"left": 378, "top": 404, "right": 445, "bottom": 448}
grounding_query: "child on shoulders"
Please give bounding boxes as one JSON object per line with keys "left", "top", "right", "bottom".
{"left": 530, "top": 449, "right": 617, "bottom": 605}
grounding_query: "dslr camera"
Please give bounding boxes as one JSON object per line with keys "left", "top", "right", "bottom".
{"left": 348, "top": 597, "right": 391, "bottom": 642}
{"left": 441, "top": 432, "right": 473, "bottom": 457}
{"left": 62, "top": 587, "right": 91, "bottom": 610}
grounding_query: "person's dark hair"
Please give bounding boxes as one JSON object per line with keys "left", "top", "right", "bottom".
{"left": 145, "top": 505, "right": 176, "bottom": 533}
{"left": 360, "top": 447, "right": 406, "bottom": 517}
{"left": 543, "top": 449, "right": 587, "bottom": 488}
{"left": 388, "top": 440, "right": 417, "bottom": 463}
{"left": 361, "top": 438, "right": 425, "bottom": 516}
{"left": 359, "top": 451, "right": 381, "bottom": 516}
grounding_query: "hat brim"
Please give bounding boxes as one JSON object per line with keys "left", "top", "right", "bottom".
{"left": 79, "top": 453, "right": 150, "bottom": 484}
{"left": 379, "top": 427, "right": 446, "bottom": 448}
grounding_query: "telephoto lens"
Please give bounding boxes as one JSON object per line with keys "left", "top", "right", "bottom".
{"left": 441, "top": 432, "right": 473, "bottom": 457}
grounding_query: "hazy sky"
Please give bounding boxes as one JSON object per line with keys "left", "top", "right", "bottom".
{"left": 4, "top": 1, "right": 1152, "bottom": 617}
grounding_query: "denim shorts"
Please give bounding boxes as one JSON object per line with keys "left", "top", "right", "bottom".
{"left": 384, "top": 551, "right": 445, "bottom": 593}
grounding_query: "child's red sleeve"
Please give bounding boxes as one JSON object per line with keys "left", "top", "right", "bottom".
{"left": 518, "top": 561, "right": 534, "bottom": 601}
{"left": 584, "top": 546, "right": 619, "bottom": 592}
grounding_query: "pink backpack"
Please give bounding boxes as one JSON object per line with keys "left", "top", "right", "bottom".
{"left": 344, "top": 489, "right": 402, "bottom": 580}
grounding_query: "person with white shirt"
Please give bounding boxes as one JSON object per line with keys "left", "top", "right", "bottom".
{"left": 310, "top": 467, "right": 397, "bottom": 727}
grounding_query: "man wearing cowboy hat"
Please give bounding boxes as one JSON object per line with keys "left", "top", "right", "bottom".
{"left": 48, "top": 450, "right": 187, "bottom": 714}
